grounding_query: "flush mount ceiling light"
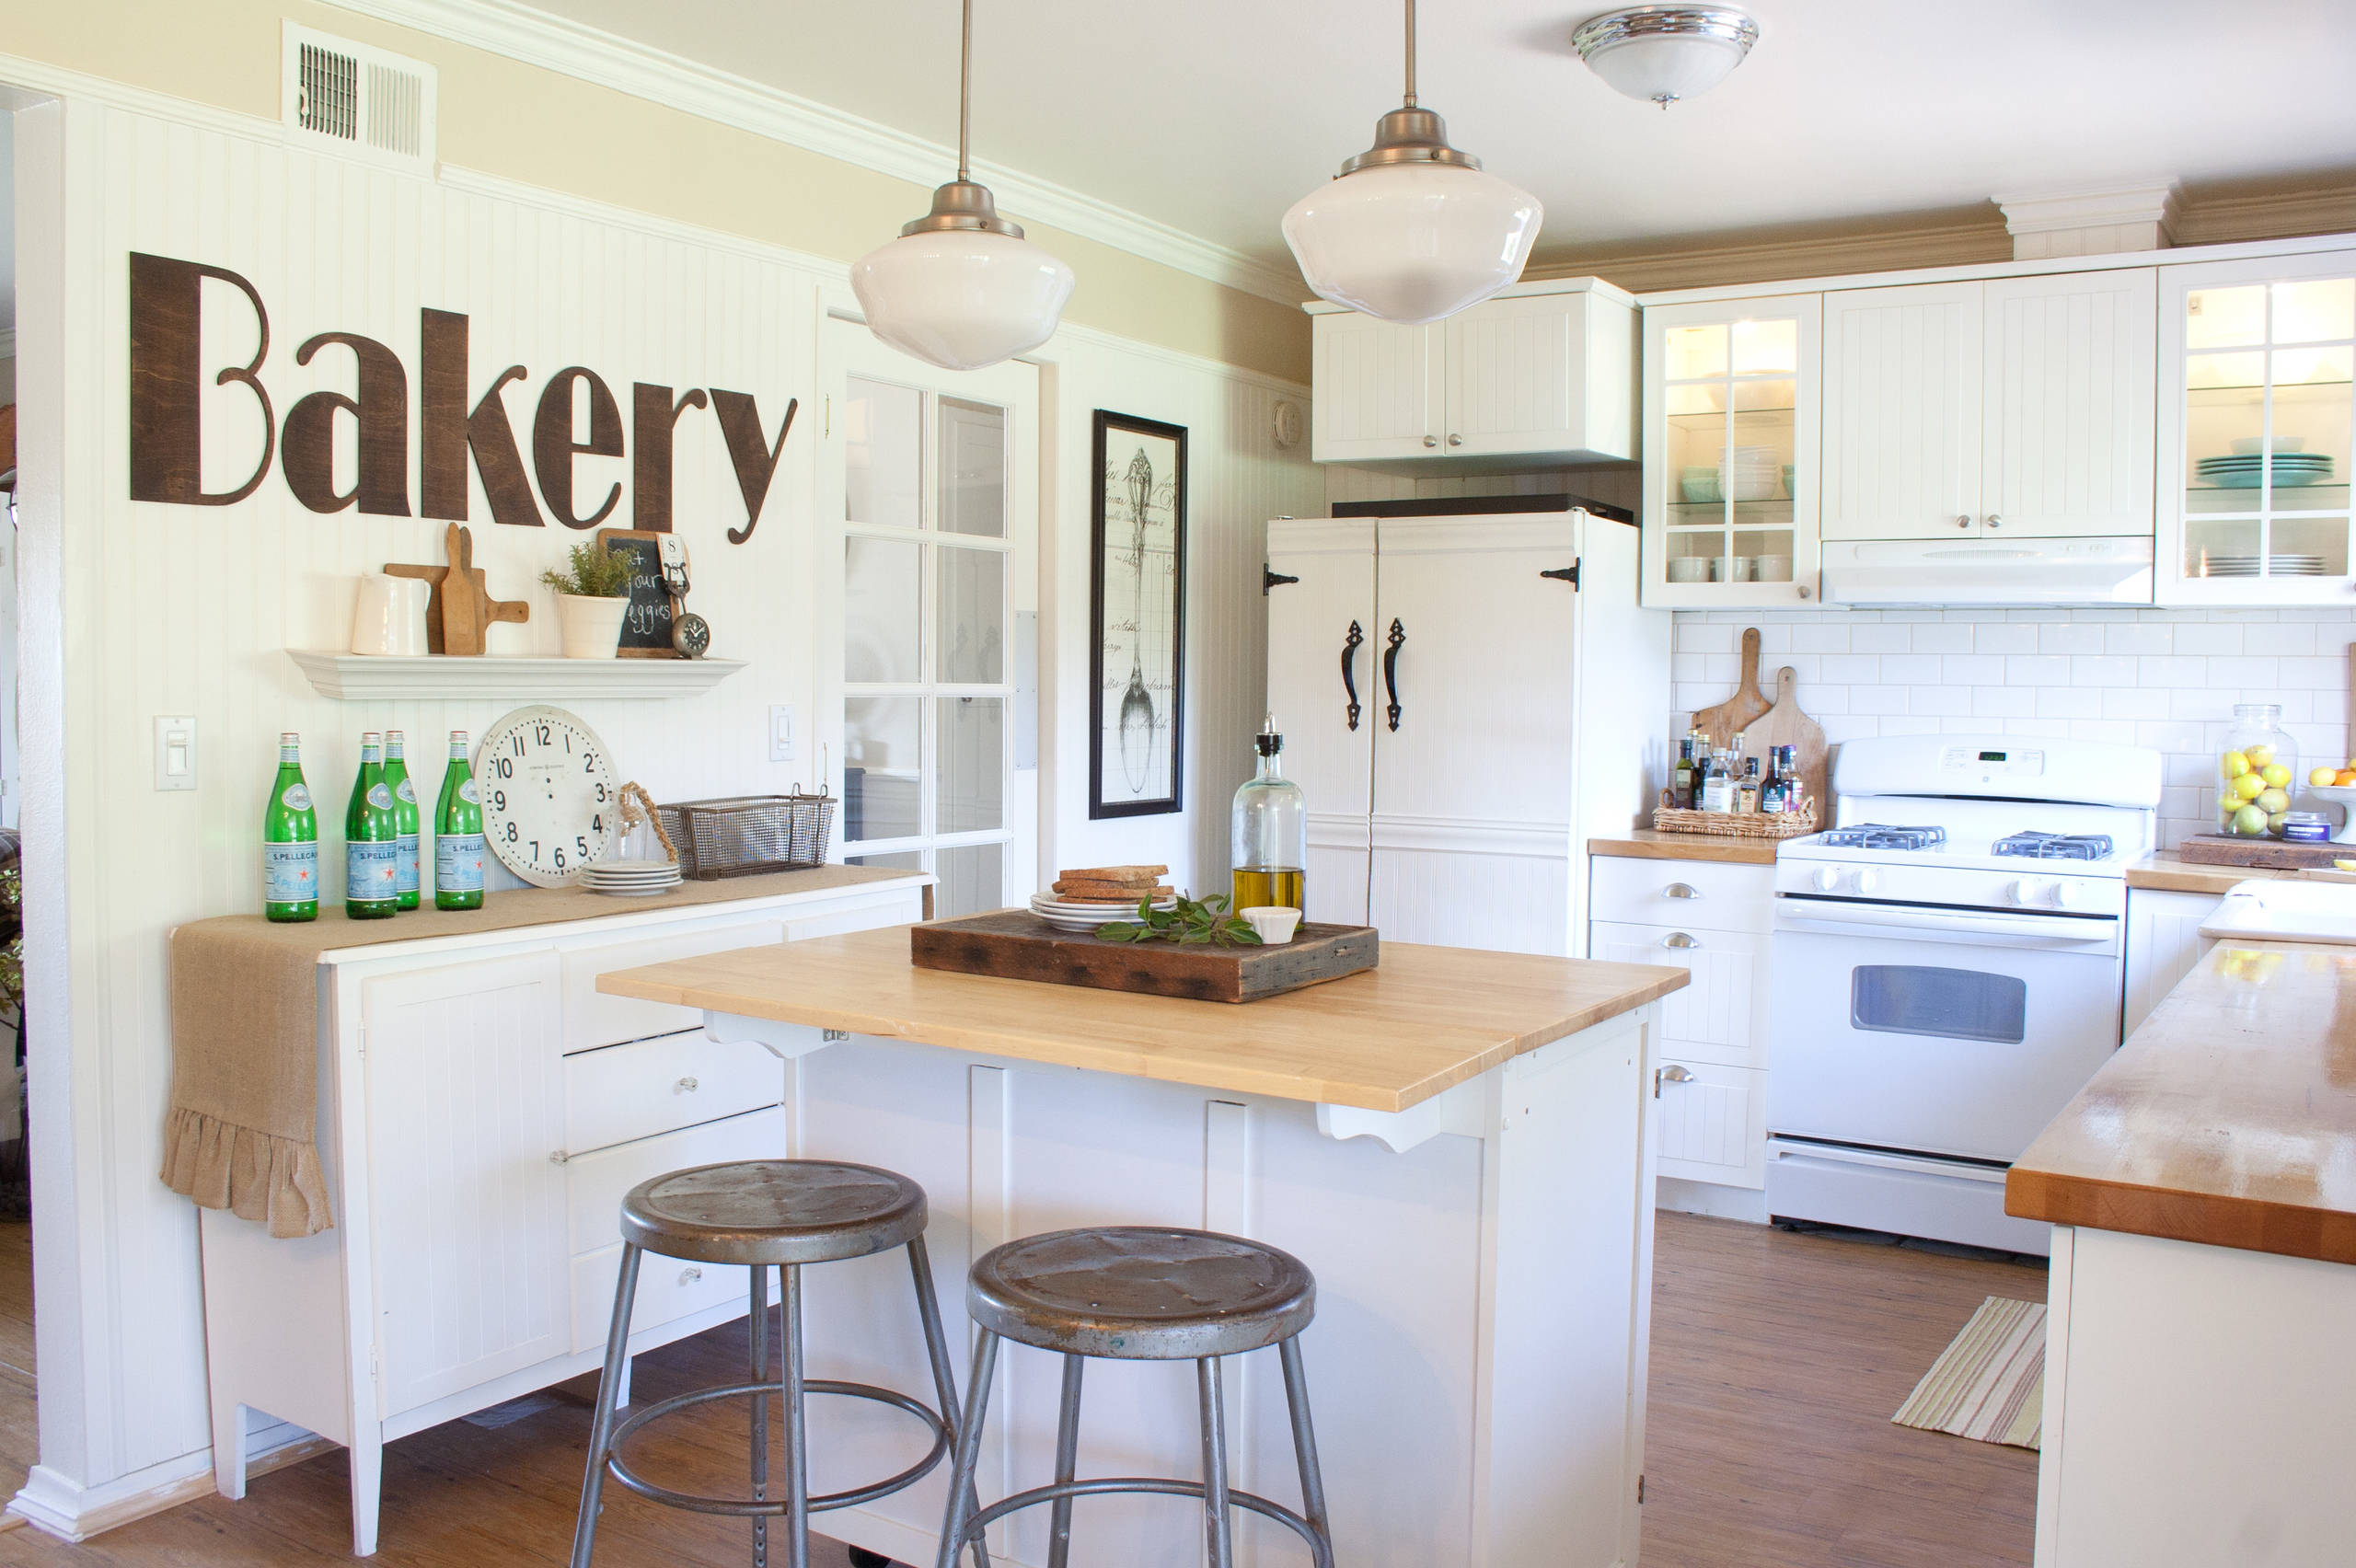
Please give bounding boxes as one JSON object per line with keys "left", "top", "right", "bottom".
{"left": 1572, "top": 4, "right": 1760, "bottom": 108}
{"left": 850, "top": 0, "right": 1075, "bottom": 371}
{"left": 1281, "top": 0, "right": 1543, "bottom": 326}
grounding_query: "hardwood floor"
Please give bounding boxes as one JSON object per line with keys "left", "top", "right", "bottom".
{"left": 0, "top": 1211, "right": 2044, "bottom": 1567}
{"left": 0, "top": 1222, "right": 33, "bottom": 1525}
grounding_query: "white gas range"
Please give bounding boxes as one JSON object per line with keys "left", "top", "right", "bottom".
{"left": 1765, "top": 734, "right": 2162, "bottom": 1255}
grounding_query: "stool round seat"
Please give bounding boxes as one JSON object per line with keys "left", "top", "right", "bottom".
{"left": 968, "top": 1226, "right": 1315, "bottom": 1361}
{"left": 619, "top": 1159, "right": 926, "bottom": 1267}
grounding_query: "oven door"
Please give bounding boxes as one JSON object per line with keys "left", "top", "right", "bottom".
{"left": 1767, "top": 895, "right": 2122, "bottom": 1163}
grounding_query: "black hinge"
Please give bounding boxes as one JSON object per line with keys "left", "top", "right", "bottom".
{"left": 1637, "top": 1473, "right": 1646, "bottom": 1505}
{"left": 1264, "top": 567, "right": 1300, "bottom": 594}
{"left": 1541, "top": 561, "right": 1580, "bottom": 588}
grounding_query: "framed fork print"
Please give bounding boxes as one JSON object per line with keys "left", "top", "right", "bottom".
{"left": 1089, "top": 409, "right": 1187, "bottom": 819}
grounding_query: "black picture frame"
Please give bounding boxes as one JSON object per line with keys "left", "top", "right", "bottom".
{"left": 1088, "top": 409, "right": 1188, "bottom": 820}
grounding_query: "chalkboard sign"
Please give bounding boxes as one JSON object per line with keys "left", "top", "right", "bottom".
{"left": 595, "top": 529, "right": 685, "bottom": 658}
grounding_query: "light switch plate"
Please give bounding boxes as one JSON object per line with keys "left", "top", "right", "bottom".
{"left": 768, "top": 704, "right": 795, "bottom": 763}
{"left": 155, "top": 715, "right": 198, "bottom": 791}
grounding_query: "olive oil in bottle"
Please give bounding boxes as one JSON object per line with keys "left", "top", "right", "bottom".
{"left": 1230, "top": 717, "right": 1307, "bottom": 914}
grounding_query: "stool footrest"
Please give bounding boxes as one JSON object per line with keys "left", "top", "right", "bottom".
{"left": 956, "top": 1475, "right": 1331, "bottom": 1568}
{"left": 606, "top": 1378, "right": 950, "bottom": 1517}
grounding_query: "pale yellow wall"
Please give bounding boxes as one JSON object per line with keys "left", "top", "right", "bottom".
{"left": 6, "top": 0, "right": 1312, "bottom": 383}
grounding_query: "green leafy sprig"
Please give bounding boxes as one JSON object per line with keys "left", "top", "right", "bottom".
{"left": 540, "top": 540, "right": 636, "bottom": 598}
{"left": 1094, "top": 891, "right": 1263, "bottom": 946}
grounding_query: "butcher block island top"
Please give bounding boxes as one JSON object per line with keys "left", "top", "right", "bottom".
{"left": 598, "top": 922, "right": 1688, "bottom": 1113}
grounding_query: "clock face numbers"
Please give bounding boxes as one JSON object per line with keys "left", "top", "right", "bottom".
{"left": 475, "top": 707, "right": 620, "bottom": 887}
{"left": 673, "top": 612, "right": 711, "bottom": 659}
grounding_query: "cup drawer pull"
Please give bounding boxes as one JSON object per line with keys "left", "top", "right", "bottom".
{"left": 675, "top": 1077, "right": 699, "bottom": 1093}
{"left": 1662, "top": 932, "right": 1701, "bottom": 949}
{"left": 1663, "top": 882, "right": 1701, "bottom": 899}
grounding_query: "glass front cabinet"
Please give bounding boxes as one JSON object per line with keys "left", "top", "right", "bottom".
{"left": 2159, "top": 253, "right": 2356, "bottom": 604}
{"left": 1641, "top": 294, "right": 1822, "bottom": 606}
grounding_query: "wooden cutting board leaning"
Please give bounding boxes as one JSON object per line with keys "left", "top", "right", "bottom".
{"left": 1688, "top": 627, "right": 1829, "bottom": 817}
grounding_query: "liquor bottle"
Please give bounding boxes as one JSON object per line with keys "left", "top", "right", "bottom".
{"left": 1759, "top": 746, "right": 1786, "bottom": 813}
{"left": 1230, "top": 716, "right": 1307, "bottom": 913}
{"left": 1737, "top": 756, "right": 1761, "bottom": 813}
{"left": 345, "top": 732, "right": 400, "bottom": 920}
{"left": 1778, "top": 745, "right": 1806, "bottom": 815}
{"left": 262, "top": 732, "right": 319, "bottom": 922}
{"left": 434, "top": 730, "right": 487, "bottom": 911}
{"left": 1672, "top": 734, "right": 1695, "bottom": 811}
{"left": 1702, "top": 748, "right": 1736, "bottom": 813}
{"left": 383, "top": 731, "right": 421, "bottom": 911}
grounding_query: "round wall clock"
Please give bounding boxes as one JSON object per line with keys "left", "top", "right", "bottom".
{"left": 475, "top": 705, "right": 621, "bottom": 886}
{"left": 672, "top": 611, "right": 711, "bottom": 659}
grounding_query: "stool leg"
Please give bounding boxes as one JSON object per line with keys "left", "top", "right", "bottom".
{"left": 1196, "top": 1356, "right": 1233, "bottom": 1568}
{"left": 905, "top": 1239, "right": 992, "bottom": 1568}
{"left": 572, "top": 1244, "right": 643, "bottom": 1568}
{"left": 1046, "top": 1355, "right": 1085, "bottom": 1568}
{"left": 933, "top": 1330, "right": 1000, "bottom": 1568}
{"left": 749, "top": 1262, "right": 770, "bottom": 1568}
{"left": 781, "top": 1262, "right": 810, "bottom": 1568}
{"left": 1279, "top": 1337, "right": 1334, "bottom": 1568}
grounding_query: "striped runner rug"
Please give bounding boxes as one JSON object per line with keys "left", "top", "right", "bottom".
{"left": 1892, "top": 1296, "right": 2045, "bottom": 1449}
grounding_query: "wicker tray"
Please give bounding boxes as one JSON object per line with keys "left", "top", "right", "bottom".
{"left": 658, "top": 794, "right": 837, "bottom": 880}
{"left": 1652, "top": 790, "right": 1819, "bottom": 840}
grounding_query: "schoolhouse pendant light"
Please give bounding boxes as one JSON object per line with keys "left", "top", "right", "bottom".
{"left": 851, "top": 0, "right": 1074, "bottom": 371}
{"left": 1571, "top": 5, "right": 1759, "bottom": 108}
{"left": 1281, "top": 0, "right": 1542, "bottom": 327}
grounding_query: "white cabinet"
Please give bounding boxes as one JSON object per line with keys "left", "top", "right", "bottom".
{"left": 1310, "top": 279, "right": 1636, "bottom": 465}
{"left": 1822, "top": 269, "right": 2155, "bottom": 542}
{"left": 2123, "top": 887, "right": 2223, "bottom": 1035}
{"left": 1264, "top": 519, "right": 1377, "bottom": 926}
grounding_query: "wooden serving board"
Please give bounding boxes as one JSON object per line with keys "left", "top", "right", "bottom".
{"left": 1689, "top": 628, "right": 1773, "bottom": 750}
{"left": 910, "top": 911, "right": 1378, "bottom": 1004}
{"left": 1743, "top": 666, "right": 1829, "bottom": 817}
{"left": 2175, "top": 834, "right": 2349, "bottom": 870}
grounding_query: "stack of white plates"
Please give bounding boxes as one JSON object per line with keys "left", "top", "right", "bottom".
{"left": 1028, "top": 891, "right": 1176, "bottom": 934}
{"left": 581, "top": 858, "right": 685, "bottom": 896}
{"left": 2198, "top": 554, "right": 2328, "bottom": 578}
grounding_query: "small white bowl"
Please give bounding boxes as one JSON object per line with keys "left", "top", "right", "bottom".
{"left": 1666, "top": 557, "right": 1711, "bottom": 583}
{"left": 2232, "top": 435, "right": 2305, "bottom": 455}
{"left": 1241, "top": 906, "right": 1302, "bottom": 944}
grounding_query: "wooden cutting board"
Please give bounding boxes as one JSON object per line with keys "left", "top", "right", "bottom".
{"left": 1742, "top": 665, "right": 1829, "bottom": 817}
{"left": 911, "top": 911, "right": 1377, "bottom": 1003}
{"left": 2175, "top": 835, "right": 2349, "bottom": 870}
{"left": 1690, "top": 628, "right": 1773, "bottom": 750}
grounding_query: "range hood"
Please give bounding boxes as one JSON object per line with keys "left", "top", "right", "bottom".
{"left": 1819, "top": 536, "right": 2154, "bottom": 607}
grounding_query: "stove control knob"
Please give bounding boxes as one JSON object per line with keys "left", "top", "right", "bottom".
{"left": 1811, "top": 867, "right": 1841, "bottom": 893}
{"left": 1854, "top": 869, "right": 1880, "bottom": 895}
{"left": 2053, "top": 880, "right": 2084, "bottom": 909}
{"left": 2005, "top": 878, "right": 2042, "bottom": 905}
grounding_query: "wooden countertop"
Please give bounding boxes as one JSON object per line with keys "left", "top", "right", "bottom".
{"left": 2006, "top": 940, "right": 2356, "bottom": 1266}
{"left": 599, "top": 924, "right": 1689, "bottom": 1114}
{"left": 1588, "top": 829, "right": 1779, "bottom": 866}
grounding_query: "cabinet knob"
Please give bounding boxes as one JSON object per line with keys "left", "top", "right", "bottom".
{"left": 1956, "top": 515, "right": 1971, "bottom": 529}
{"left": 675, "top": 1076, "right": 699, "bottom": 1093}
{"left": 1796, "top": 584, "right": 1812, "bottom": 599}
{"left": 679, "top": 1266, "right": 702, "bottom": 1286}
{"left": 1423, "top": 434, "right": 1439, "bottom": 449}
{"left": 1663, "top": 931, "right": 1701, "bottom": 949}
{"left": 549, "top": 1150, "right": 570, "bottom": 1165}
{"left": 1663, "top": 882, "right": 1701, "bottom": 899}
{"left": 1985, "top": 514, "right": 2003, "bottom": 529}
{"left": 1448, "top": 433, "right": 1463, "bottom": 447}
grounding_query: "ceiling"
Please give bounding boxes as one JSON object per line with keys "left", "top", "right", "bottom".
{"left": 519, "top": 0, "right": 2356, "bottom": 278}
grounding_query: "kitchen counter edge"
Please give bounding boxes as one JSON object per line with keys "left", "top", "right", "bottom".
{"left": 1588, "top": 830, "right": 1779, "bottom": 866}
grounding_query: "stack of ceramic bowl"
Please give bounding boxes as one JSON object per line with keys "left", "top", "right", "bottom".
{"left": 581, "top": 857, "right": 685, "bottom": 897}
{"left": 1728, "top": 445, "right": 1782, "bottom": 502}
{"left": 1027, "top": 890, "right": 1177, "bottom": 934}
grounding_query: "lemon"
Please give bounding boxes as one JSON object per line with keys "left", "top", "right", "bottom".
{"left": 2249, "top": 744, "right": 2276, "bottom": 768}
{"left": 2312, "top": 767, "right": 2339, "bottom": 787}
{"left": 2235, "top": 771, "right": 2269, "bottom": 801}
{"left": 2235, "top": 803, "right": 2269, "bottom": 835}
{"left": 2261, "top": 764, "right": 2292, "bottom": 788}
{"left": 2223, "top": 750, "right": 2251, "bottom": 778}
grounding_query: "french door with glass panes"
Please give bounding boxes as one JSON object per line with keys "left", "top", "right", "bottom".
{"left": 819, "top": 318, "right": 1039, "bottom": 917}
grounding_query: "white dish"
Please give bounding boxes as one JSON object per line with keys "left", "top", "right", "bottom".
{"left": 2231, "top": 436, "right": 2305, "bottom": 455}
{"left": 1241, "top": 906, "right": 1301, "bottom": 944}
{"left": 1666, "top": 557, "right": 1711, "bottom": 583}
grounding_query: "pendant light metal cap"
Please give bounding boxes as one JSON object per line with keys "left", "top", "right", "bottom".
{"left": 900, "top": 178, "right": 1025, "bottom": 238}
{"left": 1337, "top": 105, "right": 1483, "bottom": 175}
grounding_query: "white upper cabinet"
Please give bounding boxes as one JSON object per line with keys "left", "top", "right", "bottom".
{"left": 1310, "top": 279, "right": 1636, "bottom": 465}
{"left": 1822, "top": 269, "right": 2154, "bottom": 541}
{"left": 2157, "top": 252, "right": 2356, "bottom": 605}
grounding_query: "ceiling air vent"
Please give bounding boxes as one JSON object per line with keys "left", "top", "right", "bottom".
{"left": 282, "top": 22, "right": 436, "bottom": 174}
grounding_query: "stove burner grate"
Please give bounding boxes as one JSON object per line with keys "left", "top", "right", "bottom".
{"left": 1817, "top": 824, "right": 1948, "bottom": 851}
{"left": 1992, "top": 831, "right": 2116, "bottom": 862}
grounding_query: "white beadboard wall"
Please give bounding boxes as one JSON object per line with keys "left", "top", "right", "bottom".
{"left": 32, "top": 91, "right": 1313, "bottom": 1495}
{"left": 1669, "top": 607, "right": 2356, "bottom": 848}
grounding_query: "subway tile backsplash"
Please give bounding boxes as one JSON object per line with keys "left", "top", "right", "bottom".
{"left": 1670, "top": 607, "right": 2356, "bottom": 849}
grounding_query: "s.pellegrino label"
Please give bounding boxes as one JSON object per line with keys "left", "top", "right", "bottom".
{"left": 263, "top": 732, "right": 319, "bottom": 922}
{"left": 345, "top": 732, "right": 400, "bottom": 919}
{"left": 434, "top": 730, "right": 487, "bottom": 910}
{"left": 383, "top": 730, "right": 421, "bottom": 910}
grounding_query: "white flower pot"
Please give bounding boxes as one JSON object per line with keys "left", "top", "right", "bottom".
{"left": 555, "top": 594, "right": 629, "bottom": 659}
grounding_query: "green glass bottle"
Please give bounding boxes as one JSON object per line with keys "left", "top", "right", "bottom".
{"left": 262, "top": 732, "right": 318, "bottom": 922}
{"left": 345, "top": 732, "right": 400, "bottom": 920}
{"left": 433, "top": 730, "right": 487, "bottom": 911}
{"left": 383, "top": 730, "right": 421, "bottom": 911}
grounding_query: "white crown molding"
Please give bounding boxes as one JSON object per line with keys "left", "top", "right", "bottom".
{"left": 319, "top": 0, "right": 1306, "bottom": 307}
{"left": 1526, "top": 211, "right": 2011, "bottom": 294}
{"left": 1995, "top": 179, "right": 2182, "bottom": 236}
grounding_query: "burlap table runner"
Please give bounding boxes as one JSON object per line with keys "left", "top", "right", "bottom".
{"left": 164, "top": 866, "right": 918, "bottom": 1238}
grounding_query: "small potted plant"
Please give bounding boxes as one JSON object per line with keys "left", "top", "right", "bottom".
{"left": 541, "top": 541, "right": 634, "bottom": 659}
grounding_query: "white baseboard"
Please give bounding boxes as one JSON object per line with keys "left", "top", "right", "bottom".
{"left": 6, "top": 1424, "right": 330, "bottom": 1542}
{"left": 1657, "top": 1175, "right": 1770, "bottom": 1224}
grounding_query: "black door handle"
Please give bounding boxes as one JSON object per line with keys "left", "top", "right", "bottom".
{"left": 1341, "top": 620, "right": 1364, "bottom": 731}
{"left": 1383, "top": 618, "right": 1405, "bottom": 732}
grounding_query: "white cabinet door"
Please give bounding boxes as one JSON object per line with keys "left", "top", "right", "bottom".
{"left": 1653, "top": 1059, "right": 1766, "bottom": 1189}
{"left": 1590, "top": 920, "right": 1770, "bottom": 1070}
{"left": 1443, "top": 291, "right": 1633, "bottom": 461}
{"left": 1368, "top": 516, "right": 1577, "bottom": 952}
{"left": 2123, "top": 887, "right": 2223, "bottom": 1036}
{"left": 1266, "top": 519, "right": 1378, "bottom": 926}
{"left": 1311, "top": 313, "right": 1442, "bottom": 462}
{"left": 1981, "top": 268, "right": 2157, "bottom": 539}
{"left": 1822, "top": 281, "right": 1985, "bottom": 540}
{"left": 364, "top": 951, "right": 568, "bottom": 1418}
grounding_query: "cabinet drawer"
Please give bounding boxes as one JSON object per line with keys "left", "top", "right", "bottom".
{"left": 1655, "top": 1059, "right": 1766, "bottom": 1190}
{"left": 1591, "top": 922, "right": 1770, "bottom": 1070}
{"left": 560, "top": 920, "right": 786, "bottom": 1054}
{"left": 566, "top": 1105, "right": 789, "bottom": 1257}
{"left": 571, "top": 1245, "right": 748, "bottom": 1355}
{"left": 1590, "top": 856, "right": 1774, "bottom": 932}
{"left": 564, "top": 1031, "right": 783, "bottom": 1157}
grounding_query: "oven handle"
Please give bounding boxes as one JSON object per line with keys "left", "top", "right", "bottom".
{"left": 1776, "top": 900, "right": 2117, "bottom": 946}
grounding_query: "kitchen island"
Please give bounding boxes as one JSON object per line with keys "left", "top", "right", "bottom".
{"left": 600, "top": 927, "right": 1688, "bottom": 1568}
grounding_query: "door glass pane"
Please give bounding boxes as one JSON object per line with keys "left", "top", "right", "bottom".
{"left": 936, "top": 841, "right": 1003, "bottom": 919}
{"left": 2270, "top": 345, "right": 2350, "bottom": 513}
{"left": 848, "top": 849, "right": 923, "bottom": 870}
{"left": 2273, "top": 278, "right": 2355, "bottom": 345}
{"left": 1663, "top": 324, "right": 1726, "bottom": 380}
{"left": 938, "top": 546, "right": 1005, "bottom": 684}
{"left": 843, "top": 696, "right": 921, "bottom": 841}
{"left": 846, "top": 376, "right": 921, "bottom": 528}
{"left": 937, "top": 697, "right": 1004, "bottom": 833}
{"left": 2187, "top": 284, "right": 2265, "bottom": 350}
{"left": 1731, "top": 317, "right": 1799, "bottom": 375}
{"left": 1851, "top": 965, "right": 2027, "bottom": 1044}
{"left": 845, "top": 536, "right": 922, "bottom": 684}
{"left": 939, "top": 397, "right": 1008, "bottom": 538}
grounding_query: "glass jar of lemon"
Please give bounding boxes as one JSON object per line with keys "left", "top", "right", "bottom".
{"left": 2219, "top": 703, "right": 2299, "bottom": 838}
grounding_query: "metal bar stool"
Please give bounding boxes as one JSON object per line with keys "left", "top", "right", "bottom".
{"left": 933, "top": 1226, "right": 1333, "bottom": 1568}
{"left": 571, "top": 1159, "right": 990, "bottom": 1568}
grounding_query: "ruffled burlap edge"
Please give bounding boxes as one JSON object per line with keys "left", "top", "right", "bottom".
{"left": 159, "top": 1105, "right": 333, "bottom": 1239}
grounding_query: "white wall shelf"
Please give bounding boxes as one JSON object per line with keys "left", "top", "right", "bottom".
{"left": 286, "top": 651, "right": 747, "bottom": 700}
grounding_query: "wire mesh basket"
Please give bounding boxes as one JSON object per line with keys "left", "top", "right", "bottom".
{"left": 657, "top": 794, "right": 837, "bottom": 880}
